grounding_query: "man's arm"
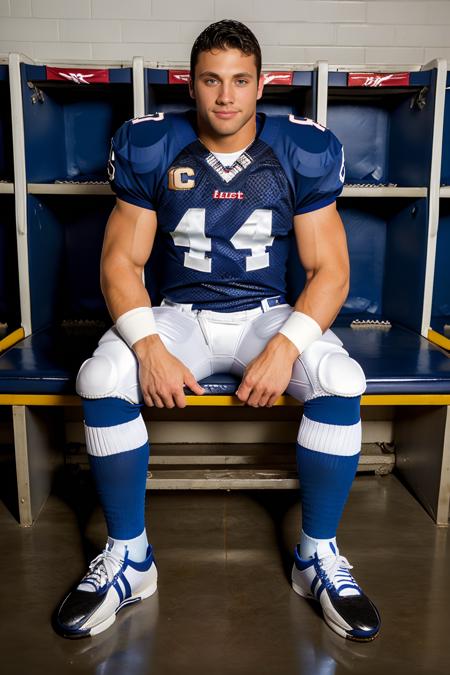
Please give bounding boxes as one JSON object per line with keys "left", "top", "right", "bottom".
{"left": 291, "top": 201, "right": 350, "bottom": 331}
{"left": 101, "top": 198, "right": 204, "bottom": 408}
{"left": 236, "top": 202, "right": 349, "bottom": 407}
{"left": 101, "top": 198, "right": 157, "bottom": 318}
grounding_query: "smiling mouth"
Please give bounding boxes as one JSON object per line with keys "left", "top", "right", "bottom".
{"left": 213, "top": 111, "right": 239, "bottom": 117}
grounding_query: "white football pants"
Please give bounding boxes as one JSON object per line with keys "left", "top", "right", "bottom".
{"left": 76, "top": 300, "right": 367, "bottom": 404}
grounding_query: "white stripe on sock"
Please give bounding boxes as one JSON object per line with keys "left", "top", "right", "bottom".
{"left": 85, "top": 416, "right": 148, "bottom": 457}
{"left": 297, "top": 415, "right": 361, "bottom": 456}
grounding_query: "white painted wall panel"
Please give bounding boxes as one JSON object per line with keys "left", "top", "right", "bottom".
{"left": 0, "top": 1, "right": 449, "bottom": 66}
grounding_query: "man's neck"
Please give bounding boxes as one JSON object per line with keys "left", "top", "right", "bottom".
{"left": 197, "top": 117, "right": 257, "bottom": 153}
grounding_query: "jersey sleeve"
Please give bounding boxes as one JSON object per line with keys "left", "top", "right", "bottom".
{"left": 108, "top": 118, "right": 160, "bottom": 211}
{"left": 290, "top": 121, "right": 345, "bottom": 216}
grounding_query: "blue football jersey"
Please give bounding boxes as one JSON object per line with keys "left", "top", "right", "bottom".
{"left": 109, "top": 111, "right": 344, "bottom": 311}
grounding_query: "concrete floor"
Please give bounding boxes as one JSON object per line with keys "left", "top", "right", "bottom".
{"left": 0, "top": 473, "right": 449, "bottom": 675}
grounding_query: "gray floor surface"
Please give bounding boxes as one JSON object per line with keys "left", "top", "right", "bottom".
{"left": 0, "top": 474, "right": 449, "bottom": 675}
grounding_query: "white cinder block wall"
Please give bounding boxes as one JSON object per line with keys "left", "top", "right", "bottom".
{"left": 0, "top": 0, "right": 450, "bottom": 65}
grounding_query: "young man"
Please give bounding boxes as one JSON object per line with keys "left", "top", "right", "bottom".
{"left": 55, "top": 20, "right": 380, "bottom": 642}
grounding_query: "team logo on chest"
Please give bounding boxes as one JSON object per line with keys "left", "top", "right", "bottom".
{"left": 213, "top": 190, "right": 244, "bottom": 200}
{"left": 168, "top": 166, "right": 196, "bottom": 190}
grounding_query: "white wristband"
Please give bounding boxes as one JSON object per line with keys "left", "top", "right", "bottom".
{"left": 278, "top": 311, "right": 322, "bottom": 355}
{"left": 115, "top": 306, "right": 157, "bottom": 349}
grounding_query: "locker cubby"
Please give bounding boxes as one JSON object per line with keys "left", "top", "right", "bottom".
{"left": 339, "top": 197, "right": 428, "bottom": 332}
{"left": 441, "top": 72, "right": 450, "bottom": 186}
{"left": 0, "top": 64, "right": 13, "bottom": 183}
{"left": 26, "top": 194, "right": 115, "bottom": 331}
{"left": 145, "top": 68, "right": 315, "bottom": 118}
{"left": 431, "top": 201, "right": 450, "bottom": 337}
{"left": 287, "top": 197, "right": 428, "bottom": 333}
{"left": 21, "top": 64, "right": 133, "bottom": 184}
{"left": 327, "top": 71, "right": 435, "bottom": 187}
{"left": 0, "top": 195, "right": 20, "bottom": 339}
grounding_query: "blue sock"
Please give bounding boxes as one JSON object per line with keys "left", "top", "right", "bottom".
{"left": 296, "top": 395, "right": 361, "bottom": 548}
{"left": 82, "top": 397, "right": 149, "bottom": 543}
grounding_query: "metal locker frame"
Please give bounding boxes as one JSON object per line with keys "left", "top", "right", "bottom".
{"left": 6, "top": 53, "right": 143, "bottom": 525}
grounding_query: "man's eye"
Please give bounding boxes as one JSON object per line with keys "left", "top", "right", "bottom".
{"left": 205, "top": 78, "right": 218, "bottom": 85}
{"left": 236, "top": 79, "right": 249, "bottom": 86}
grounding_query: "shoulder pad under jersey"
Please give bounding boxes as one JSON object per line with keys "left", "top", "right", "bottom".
{"left": 109, "top": 111, "right": 197, "bottom": 210}
{"left": 112, "top": 111, "right": 196, "bottom": 175}
{"left": 262, "top": 114, "right": 345, "bottom": 214}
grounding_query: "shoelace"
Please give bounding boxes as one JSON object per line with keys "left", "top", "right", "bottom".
{"left": 81, "top": 550, "right": 123, "bottom": 591}
{"left": 318, "top": 554, "right": 361, "bottom": 596}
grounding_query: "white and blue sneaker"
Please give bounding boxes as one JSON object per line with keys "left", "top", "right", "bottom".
{"left": 55, "top": 541, "right": 158, "bottom": 638}
{"left": 291, "top": 541, "right": 380, "bottom": 641}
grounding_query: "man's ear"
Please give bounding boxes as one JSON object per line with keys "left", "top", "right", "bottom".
{"left": 188, "top": 75, "right": 195, "bottom": 100}
{"left": 256, "top": 72, "right": 265, "bottom": 100}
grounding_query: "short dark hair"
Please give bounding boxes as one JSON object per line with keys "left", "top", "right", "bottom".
{"left": 190, "top": 19, "right": 262, "bottom": 81}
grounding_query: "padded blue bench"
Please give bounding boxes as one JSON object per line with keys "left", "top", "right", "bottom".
{"left": 1, "top": 317, "right": 449, "bottom": 530}
{"left": 0, "top": 320, "right": 449, "bottom": 396}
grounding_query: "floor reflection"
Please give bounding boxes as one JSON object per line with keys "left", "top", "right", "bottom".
{"left": 55, "top": 593, "right": 159, "bottom": 675}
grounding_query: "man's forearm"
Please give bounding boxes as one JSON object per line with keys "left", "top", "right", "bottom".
{"left": 101, "top": 260, "right": 151, "bottom": 323}
{"left": 293, "top": 268, "right": 349, "bottom": 333}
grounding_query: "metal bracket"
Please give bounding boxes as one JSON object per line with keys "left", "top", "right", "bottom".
{"left": 27, "top": 81, "right": 44, "bottom": 105}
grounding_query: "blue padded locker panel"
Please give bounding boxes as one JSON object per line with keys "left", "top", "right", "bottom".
{"left": 389, "top": 82, "right": 434, "bottom": 187}
{"left": 147, "top": 84, "right": 194, "bottom": 114}
{"left": 441, "top": 73, "right": 450, "bottom": 186}
{"left": 338, "top": 200, "right": 387, "bottom": 317}
{"left": 383, "top": 198, "right": 428, "bottom": 333}
{"left": 109, "top": 69, "right": 132, "bottom": 84}
{"left": 151, "top": 102, "right": 196, "bottom": 114}
{"left": 0, "top": 68, "right": 13, "bottom": 181}
{"left": 28, "top": 195, "right": 65, "bottom": 331}
{"left": 28, "top": 195, "right": 113, "bottom": 327}
{"left": 146, "top": 69, "right": 168, "bottom": 85}
{"left": 257, "top": 87, "right": 313, "bottom": 118}
{"left": 431, "top": 203, "right": 450, "bottom": 336}
{"left": 279, "top": 199, "right": 426, "bottom": 328}
{"left": 61, "top": 196, "right": 113, "bottom": 320}
{"left": 63, "top": 98, "right": 126, "bottom": 179}
{"left": 282, "top": 201, "right": 387, "bottom": 319}
{"left": 257, "top": 102, "right": 302, "bottom": 115}
{"left": 21, "top": 64, "right": 66, "bottom": 183}
{"left": 0, "top": 196, "right": 20, "bottom": 332}
{"left": 22, "top": 67, "right": 133, "bottom": 182}
{"left": 327, "top": 86, "right": 433, "bottom": 186}
{"left": 327, "top": 100, "right": 389, "bottom": 183}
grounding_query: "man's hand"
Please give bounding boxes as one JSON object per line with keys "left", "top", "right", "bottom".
{"left": 236, "top": 333, "right": 300, "bottom": 407}
{"left": 133, "top": 335, "right": 204, "bottom": 408}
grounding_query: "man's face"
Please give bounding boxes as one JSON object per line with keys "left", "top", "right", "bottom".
{"left": 189, "top": 48, "right": 264, "bottom": 140}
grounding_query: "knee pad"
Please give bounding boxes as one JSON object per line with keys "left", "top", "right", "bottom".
{"left": 76, "top": 328, "right": 142, "bottom": 404}
{"left": 317, "top": 352, "right": 366, "bottom": 398}
{"left": 300, "top": 339, "right": 366, "bottom": 399}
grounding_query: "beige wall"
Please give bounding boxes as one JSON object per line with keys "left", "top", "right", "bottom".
{"left": 0, "top": 0, "right": 450, "bottom": 65}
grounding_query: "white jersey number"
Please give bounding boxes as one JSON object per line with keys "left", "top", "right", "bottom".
{"left": 171, "top": 208, "right": 274, "bottom": 273}
{"left": 171, "top": 208, "right": 212, "bottom": 272}
{"left": 288, "top": 114, "right": 325, "bottom": 132}
{"left": 230, "top": 209, "right": 274, "bottom": 271}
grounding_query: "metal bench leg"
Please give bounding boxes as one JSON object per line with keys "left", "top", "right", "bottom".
{"left": 395, "top": 405, "right": 450, "bottom": 525}
{"left": 12, "top": 405, "right": 64, "bottom": 527}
